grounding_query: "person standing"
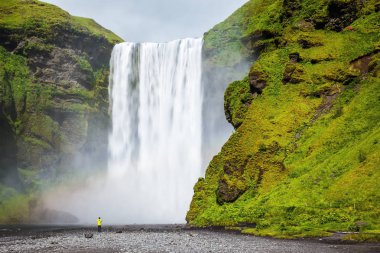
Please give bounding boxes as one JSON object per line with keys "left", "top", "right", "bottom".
{"left": 97, "top": 217, "right": 102, "bottom": 232}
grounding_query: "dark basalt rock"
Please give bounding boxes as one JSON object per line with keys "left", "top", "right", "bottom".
{"left": 249, "top": 69, "right": 267, "bottom": 94}
{"left": 283, "top": 54, "right": 304, "bottom": 83}
{"left": 289, "top": 52, "right": 301, "bottom": 63}
{"left": 216, "top": 157, "right": 250, "bottom": 204}
{"left": 350, "top": 51, "right": 380, "bottom": 75}
{"left": 241, "top": 30, "right": 280, "bottom": 55}
{"left": 281, "top": 0, "right": 301, "bottom": 21}
{"left": 311, "top": 0, "right": 361, "bottom": 31}
{"left": 283, "top": 63, "right": 304, "bottom": 84}
{"left": 84, "top": 233, "right": 93, "bottom": 238}
{"left": 325, "top": 0, "right": 359, "bottom": 32}
{"left": 216, "top": 177, "right": 247, "bottom": 204}
{"left": 298, "top": 39, "right": 323, "bottom": 49}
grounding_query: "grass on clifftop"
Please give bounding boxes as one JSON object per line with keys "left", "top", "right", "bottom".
{"left": 0, "top": 0, "right": 123, "bottom": 44}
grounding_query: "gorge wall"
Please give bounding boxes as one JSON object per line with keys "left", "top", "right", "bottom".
{"left": 188, "top": 0, "right": 380, "bottom": 239}
{"left": 0, "top": 0, "right": 122, "bottom": 223}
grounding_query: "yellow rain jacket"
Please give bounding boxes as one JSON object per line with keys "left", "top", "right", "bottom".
{"left": 97, "top": 218, "right": 102, "bottom": 226}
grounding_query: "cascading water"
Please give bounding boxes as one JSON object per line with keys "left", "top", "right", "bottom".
{"left": 107, "top": 38, "right": 203, "bottom": 223}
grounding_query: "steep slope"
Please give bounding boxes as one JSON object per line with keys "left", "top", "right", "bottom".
{"left": 188, "top": 0, "right": 380, "bottom": 240}
{"left": 0, "top": 0, "right": 122, "bottom": 223}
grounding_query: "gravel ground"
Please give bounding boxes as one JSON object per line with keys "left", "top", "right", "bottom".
{"left": 0, "top": 225, "right": 379, "bottom": 253}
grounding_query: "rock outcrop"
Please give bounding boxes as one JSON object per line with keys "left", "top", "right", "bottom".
{"left": 0, "top": 0, "right": 122, "bottom": 223}
{"left": 188, "top": 0, "right": 380, "bottom": 240}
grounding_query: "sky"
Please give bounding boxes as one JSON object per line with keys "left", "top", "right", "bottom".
{"left": 42, "top": 0, "right": 248, "bottom": 42}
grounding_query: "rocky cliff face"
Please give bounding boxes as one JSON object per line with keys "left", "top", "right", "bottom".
{"left": 0, "top": 0, "right": 122, "bottom": 223}
{"left": 188, "top": 0, "right": 380, "bottom": 240}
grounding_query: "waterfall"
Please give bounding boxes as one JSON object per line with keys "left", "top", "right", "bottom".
{"left": 108, "top": 38, "right": 203, "bottom": 223}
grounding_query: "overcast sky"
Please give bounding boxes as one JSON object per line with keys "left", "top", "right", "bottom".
{"left": 42, "top": 0, "right": 248, "bottom": 42}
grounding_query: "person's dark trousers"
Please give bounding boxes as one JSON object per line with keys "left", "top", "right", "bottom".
{"left": 98, "top": 226, "right": 101, "bottom": 232}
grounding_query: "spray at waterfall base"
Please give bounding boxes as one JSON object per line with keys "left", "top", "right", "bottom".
{"left": 42, "top": 39, "right": 203, "bottom": 224}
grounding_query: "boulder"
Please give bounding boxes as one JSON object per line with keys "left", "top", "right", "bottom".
{"left": 283, "top": 63, "right": 304, "bottom": 84}
{"left": 248, "top": 69, "right": 267, "bottom": 94}
{"left": 84, "top": 233, "right": 93, "bottom": 239}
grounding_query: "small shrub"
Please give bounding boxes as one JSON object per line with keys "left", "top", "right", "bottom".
{"left": 358, "top": 150, "right": 366, "bottom": 163}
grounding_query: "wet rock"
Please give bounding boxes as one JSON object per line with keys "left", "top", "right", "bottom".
{"left": 84, "top": 233, "right": 93, "bottom": 238}
{"left": 242, "top": 29, "right": 280, "bottom": 54}
{"left": 298, "top": 39, "right": 323, "bottom": 49}
{"left": 350, "top": 52, "right": 379, "bottom": 75}
{"left": 248, "top": 69, "right": 267, "bottom": 94}
{"left": 216, "top": 177, "right": 247, "bottom": 204}
{"left": 294, "top": 20, "right": 315, "bottom": 32}
{"left": 281, "top": 0, "right": 301, "bottom": 20}
{"left": 325, "top": 0, "right": 359, "bottom": 32}
{"left": 323, "top": 68, "right": 358, "bottom": 84}
{"left": 289, "top": 53, "right": 301, "bottom": 63}
{"left": 283, "top": 63, "right": 304, "bottom": 84}
{"left": 116, "top": 230, "right": 122, "bottom": 233}
{"left": 311, "top": 0, "right": 360, "bottom": 31}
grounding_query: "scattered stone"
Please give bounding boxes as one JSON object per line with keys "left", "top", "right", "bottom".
{"left": 84, "top": 233, "right": 93, "bottom": 239}
{"left": 289, "top": 52, "right": 301, "bottom": 63}
{"left": 1, "top": 225, "right": 379, "bottom": 252}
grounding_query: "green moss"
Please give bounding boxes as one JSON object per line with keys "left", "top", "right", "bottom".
{"left": 343, "top": 232, "right": 380, "bottom": 242}
{"left": 23, "top": 136, "right": 52, "bottom": 150}
{"left": 188, "top": 0, "right": 380, "bottom": 240}
{"left": 0, "top": 0, "right": 123, "bottom": 44}
{"left": 0, "top": 187, "right": 31, "bottom": 224}
{"left": 0, "top": 46, "right": 31, "bottom": 118}
{"left": 22, "top": 40, "right": 54, "bottom": 55}
{"left": 224, "top": 77, "right": 253, "bottom": 128}
{"left": 72, "top": 16, "right": 123, "bottom": 44}
{"left": 17, "top": 168, "right": 43, "bottom": 191}
{"left": 203, "top": 0, "right": 283, "bottom": 67}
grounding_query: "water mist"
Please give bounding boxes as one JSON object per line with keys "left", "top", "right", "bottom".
{"left": 42, "top": 38, "right": 203, "bottom": 224}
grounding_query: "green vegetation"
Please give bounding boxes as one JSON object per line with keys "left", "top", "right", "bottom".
{"left": 0, "top": 0, "right": 122, "bottom": 44}
{"left": 0, "top": 0, "right": 120, "bottom": 223}
{"left": 0, "top": 189, "right": 31, "bottom": 224}
{"left": 203, "top": 0, "right": 284, "bottom": 67}
{"left": 0, "top": 46, "right": 31, "bottom": 124}
{"left": 188, "top": 0, "right": 380, "bottom": 240}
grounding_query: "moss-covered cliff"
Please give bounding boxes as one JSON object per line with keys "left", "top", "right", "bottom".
{"left": 0, "top": 0, "right": 122, "bottom": 223}
{"left": 188, "top": 0, "right": 380, "bottom": 240}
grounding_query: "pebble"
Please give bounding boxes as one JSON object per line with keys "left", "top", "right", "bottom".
{"left": 0, "top": 228, "right": 379, "bottom": 253}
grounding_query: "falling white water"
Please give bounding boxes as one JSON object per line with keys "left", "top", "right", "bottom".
{"left": 107, "top": 38, "right": 203, "bottom": 223}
